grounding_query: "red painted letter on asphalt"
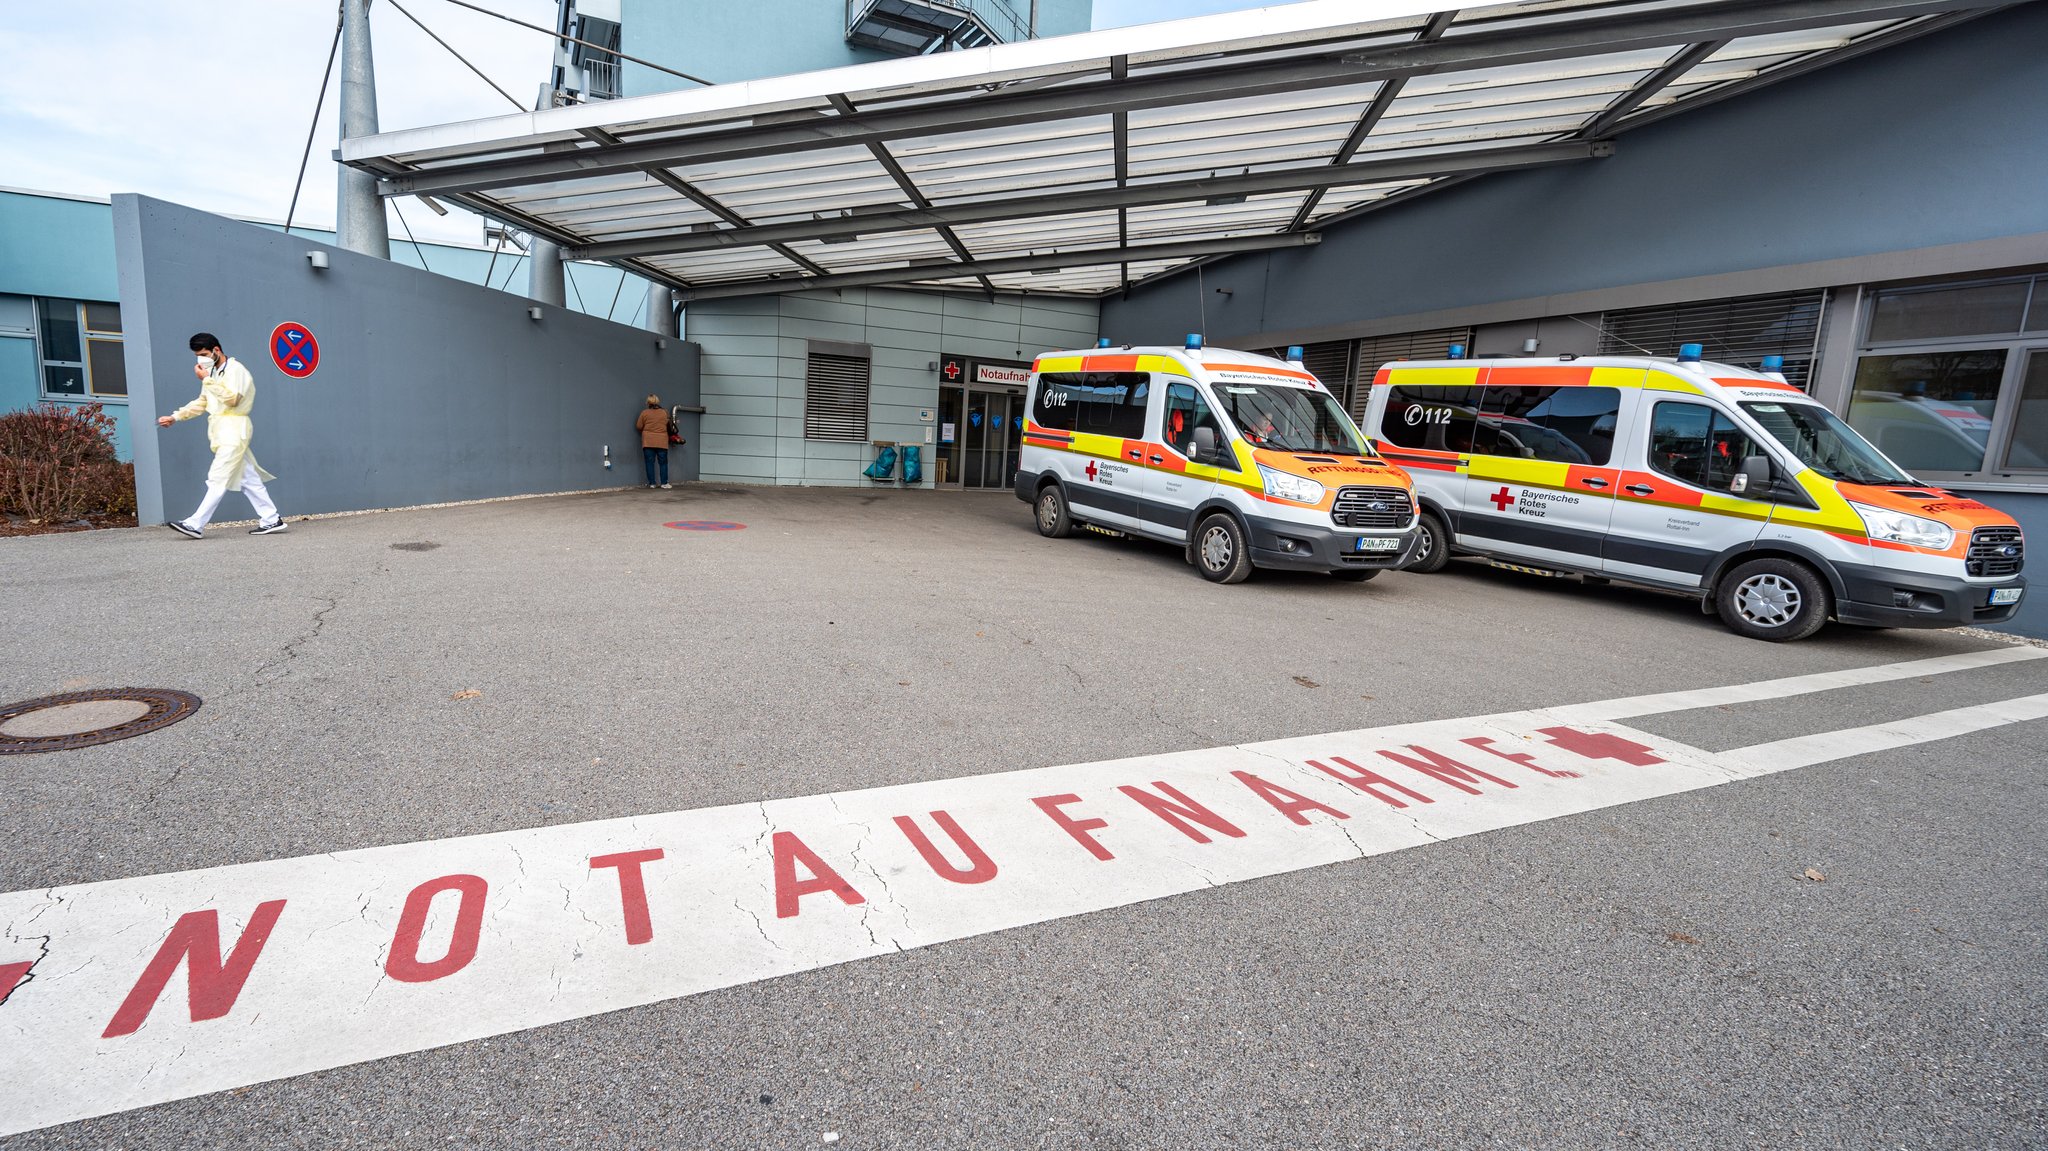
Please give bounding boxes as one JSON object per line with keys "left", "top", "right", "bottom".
{"left": 772, "top": 831, "right": 866, "bottom": 919}
{"left": 893, "top": 811, "right": 998, "bottom": 885}
{"left": 1031, "top": 794, "right": 1116, "bottom": 861}
{"left": 1461, "top": 736, "right": 1579, "bottom": 779}
{"left": 102, "top": 900, "right": 287, "bottom": 1038}
{"left": 1231, "top": 770, "right": 1349, "bottom": 825}
{"left": 386, "top": 875, "right": 488, "bottom": 983}
{"left": 1376, "top": 745, "right": 1517, "bottom": 796}
{"left": 1308, "top": 756, "right": 1434, "bottom": 808}
{"left": 591, "top": 848, "right": 666, "bottom": 945}
{"left": 1118, "top": 782, "right": 1247, "bottom": 844}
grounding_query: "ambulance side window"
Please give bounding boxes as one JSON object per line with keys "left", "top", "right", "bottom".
{"left": 1649, "top": 402, "right": 1765, "bottom": 493}
{"left": 1163, "top": 382, "right": 1220, "bottom": 457}
{"left": 1380, "top": 385, "right": 1478, "bottom": 452}
{"left": 1036, "top": 372, "right": 1149, "bottom": 438}
{"left": 1473, "top": 386, "right": 1620, "bottom": 465}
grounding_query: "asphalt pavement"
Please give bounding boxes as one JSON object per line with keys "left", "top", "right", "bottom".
{"left": 1, "top": 485, "right": 2042, "bottom": 1148}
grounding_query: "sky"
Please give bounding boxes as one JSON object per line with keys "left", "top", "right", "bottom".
{"left": 0, "top": 0, "right": 1282, "bottom": 250}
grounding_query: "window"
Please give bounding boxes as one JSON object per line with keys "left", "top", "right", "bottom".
{"left": 2002, "top": 351, "right": 2048, "bottom": 470}
{"left": 803, "top": 349, "right": 871, "bottom": 441}
{"left": 1033, "top": 372, "right": 1148, "bottom": 438}
{"left": 1846, "top": 351, "right": 2003, "bottom": 473}
{"left": 31, "top": 298, "right": 124, "bottom": 400}
{"left": 1162, "top": 382, "right": 1220, "bottom": 458}
{"left": 1471, "top": 386, "right": 1620, "bottom": 465}
{"left": 1349, "top": 328, "right": 1474, "bottom": 419}
{"left": 1649, "top": 402, "right": 1764, "bottom": 494}
{"left": 1866, "top": 279, "right": 2033, "bottom": 343}
{"left": 1378, "top": 385, "right": 1478, "bottom": 452}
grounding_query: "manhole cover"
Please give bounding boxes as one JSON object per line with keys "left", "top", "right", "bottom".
{"left": 664, "top": 520, "right": 746, "bottom": 531}
{"left": 0, "top": 688, "right": 201, "bottom": 755}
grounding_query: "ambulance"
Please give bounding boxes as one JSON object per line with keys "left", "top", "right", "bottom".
{"left": 1361, "top": 345, "right": 2027, "bottom": 640}
{"left": 1014, "top": 338, "right": 1421, "bottom": 583}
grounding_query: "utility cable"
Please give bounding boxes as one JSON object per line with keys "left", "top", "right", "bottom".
{"left": 428, "top": 0, "right": 714, "bottom": 87}
{"left": 284, "top": 2, "right": 346, "bottom": 235}
{"left": 391, "top": 198, "right": 434, "bottom": 273}
{"left": 386, "top": 0, "right": 526, "bottom": 112}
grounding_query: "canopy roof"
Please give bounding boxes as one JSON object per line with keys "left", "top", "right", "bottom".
{"left": 341, "top": 0, "right": 2002, "bottom": 301}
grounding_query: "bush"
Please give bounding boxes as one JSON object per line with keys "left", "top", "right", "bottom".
{"left": 0, "top": 402, "right": 134, "bottom": 523}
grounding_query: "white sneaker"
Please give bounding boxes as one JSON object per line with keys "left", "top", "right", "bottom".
{"left": 660, "top": 483, "right": 672, "bottom": 489}
{"left": 647, "top": 484, "right": 657, "bottom": 489}
{"left": 167, "top": 521, "right": 203, "bottom": 539}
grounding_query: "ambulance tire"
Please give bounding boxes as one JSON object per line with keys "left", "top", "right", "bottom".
{"left": 1035, "top": 483, "right": 1074, "bottom": 538}
{"left": 1409, "top": 511, "right": 1452, "bottom": 574}
{"left": 1192, "top": 513, "right": 1253, "bottom": 584}
{"left": 1332, "top": 568, "right": 1380, "bottom": 582}
{"left": 1716, "top": 557, "right": 1830, "bottom": 642}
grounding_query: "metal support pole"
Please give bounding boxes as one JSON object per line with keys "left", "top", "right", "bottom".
{"left": 528, "top": 238, "right": 567, "bottom": 305}
{"left": 337, "top": 0, "right": 390, "bottom": 258}
{"left": 645, "top": 284, "right": 679, "bottom": 336}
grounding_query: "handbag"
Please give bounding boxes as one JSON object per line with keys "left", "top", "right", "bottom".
{"left": 666, "top": 416, "right": 683, "bottom": 445}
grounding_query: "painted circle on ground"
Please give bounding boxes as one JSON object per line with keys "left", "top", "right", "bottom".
{"left": 663, "top": 520, "right": 746, "bottom": 531}
{"left": 269, "top": 321, "right": 320, "bottom": 378}
{"left": 0, "top": 688, "right": 202, "bottom": 756}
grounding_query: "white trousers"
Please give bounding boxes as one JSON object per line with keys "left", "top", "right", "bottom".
{"left": 184, "top": 458, "right": 278, "bottom": 529}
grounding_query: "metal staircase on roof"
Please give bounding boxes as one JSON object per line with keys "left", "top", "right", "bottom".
{"left": 846, "top": 0, "right": 1028, "bottom": 55}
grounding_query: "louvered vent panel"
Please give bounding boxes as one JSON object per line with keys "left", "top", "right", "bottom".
{"left": 1599, "top": 291, "right": 1826, "bottom": 391}
{"left": 803, "top": 352, "right": 871, "bottom": 442}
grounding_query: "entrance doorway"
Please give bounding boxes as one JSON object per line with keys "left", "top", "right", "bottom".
{"left": 938, "top": 385, "right": 1025, "bottom": 489}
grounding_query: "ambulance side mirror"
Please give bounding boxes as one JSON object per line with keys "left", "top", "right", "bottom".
{"left": 1731, "top": 456, "right": 1771, "bottom": 496}
{"left": 1192, "top": 425, "right": 1218, "bottom": 463}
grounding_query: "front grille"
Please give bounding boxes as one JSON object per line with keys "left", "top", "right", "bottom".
{"left": 1967, "top": 526, "right": 2024, "bottom": 577}
{"left": 1331, "top": 485, "right": 1414, "bottom": 529}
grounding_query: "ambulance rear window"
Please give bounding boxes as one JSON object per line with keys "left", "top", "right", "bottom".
{"left": 1034, "top": 372, "right": 1149, "bottom": 438}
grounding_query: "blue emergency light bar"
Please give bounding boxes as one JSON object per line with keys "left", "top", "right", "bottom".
{"left": 1186, "top": 334, "right": 1203, "bottom": 350}
{"left": 1761, "top": 354, "right": 1785, "bottom": 370}
{"left": 1286, "top": 345, "right": 1304, "bottom": 362}
{"left": 1447, "top": 343, "right": 1466, "bottom": 360}
{"left": 1678, "top": 343, "right": 1704, "bottom": 362}
{"left": 1097, "top": 338, "right": 1113, "bottom": 348}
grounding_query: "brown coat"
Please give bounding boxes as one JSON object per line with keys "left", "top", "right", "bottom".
{"left": 636, "top": 407, "right": 671, "bottom": 450}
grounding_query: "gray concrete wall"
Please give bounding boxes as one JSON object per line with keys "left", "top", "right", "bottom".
{"left": 688, "top": 289, "right": 1096, "bottom": 486}
{"left": 114, "top": 195, "right": 699, "bottom": 524}
{"left": 1099, "top": 4, "right": 2048, "bottom": 348}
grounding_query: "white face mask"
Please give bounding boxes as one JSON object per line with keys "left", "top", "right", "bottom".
{"left": 196, "top": 355, "right": 213, "bottom": 372}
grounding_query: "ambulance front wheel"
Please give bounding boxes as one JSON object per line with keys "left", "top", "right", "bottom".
{"left": 1035, "top": 484, "right": 1074, "bottom": 538}
{"left": 1716, "top": 557, "right": 1830, "bottom": 642}
{"left": 1408, "top": 511, "right": 1452, "bottom": 574}
{"left": 1193, "top": 513, "right": 1253, "bottom": 584}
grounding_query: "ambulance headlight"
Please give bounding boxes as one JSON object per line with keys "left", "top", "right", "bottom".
{"left": 1850, "top": 502, "right": 1953, "bottom": 550}
{"left": 1257, "top": 465, "right": 1324, "bottom": 505}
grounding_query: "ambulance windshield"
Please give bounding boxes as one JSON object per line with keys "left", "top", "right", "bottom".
{"left": 1740, "top": 401, "right": 1914, "bottom": 486}
{"left": 1215, "top": 384, "right": 1371, "bottom": 456}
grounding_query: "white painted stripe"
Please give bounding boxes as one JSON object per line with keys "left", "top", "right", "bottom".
{"left": 1718, "top": 691, "right": 2048, "bottom": 774}
{"left": 2, "top": 669, "right": 2045, "bottom": 1135}
{"left": 1552, "top": 645, "right": 2047, "bottom": 722}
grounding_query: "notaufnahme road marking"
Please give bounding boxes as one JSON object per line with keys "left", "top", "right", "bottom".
{"left": 0, "top": 650, "right": 2043, "bottom": 1136}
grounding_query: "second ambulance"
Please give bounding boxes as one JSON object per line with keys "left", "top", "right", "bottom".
{"left": 1361, "top": 345, "right": 2026, "bottom": 641}
{"left": 1014, "top": 339, "right": 1421, "bottom": 582}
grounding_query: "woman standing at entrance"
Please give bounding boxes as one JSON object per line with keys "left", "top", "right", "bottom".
{"left": 635, "top": 394, "right": 672, "bottom": 489}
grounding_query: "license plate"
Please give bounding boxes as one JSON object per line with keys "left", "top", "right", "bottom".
{"left": 1991, "top": 587, "right": 2023, "bottom": 606}
{"left": 1355, "top": 537, "right": 1399, "bottom": 553}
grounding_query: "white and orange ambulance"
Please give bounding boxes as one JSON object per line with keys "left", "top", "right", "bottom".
{"left": 1014, "top": 338, "right": 1421, "bottom": 582}
{"left": 1361, "top": 346, "right": 2027, "bottom": 640}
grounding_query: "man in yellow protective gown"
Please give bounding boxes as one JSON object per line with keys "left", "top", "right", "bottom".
{"left": 158, "top": 332, "right": 285, "bottom": 538}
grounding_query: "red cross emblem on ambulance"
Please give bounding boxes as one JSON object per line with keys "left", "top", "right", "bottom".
{"left": 1085, "top": 461, "right": 1099, "bottom": 482}
{"left": 1489, "top": 485, "right": 1514, "bottom": 512}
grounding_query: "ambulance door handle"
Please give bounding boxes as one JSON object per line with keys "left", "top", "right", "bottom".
{"left": 1148, "top": 454, "right": 1164, "bottom": 464}
{"left": 1127, "top": 449, "right": 1142, "bottom": 460}
{"left": 1624, "top": 483, "right": 1655, "bottom": 496}
{"left": 1579, "top": 477, "right": 1610, "bottom": 489}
